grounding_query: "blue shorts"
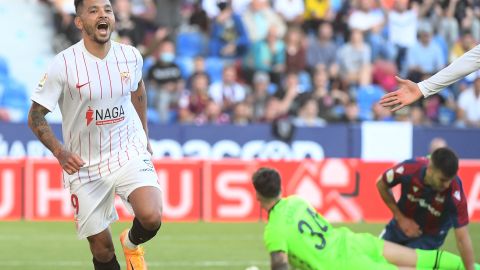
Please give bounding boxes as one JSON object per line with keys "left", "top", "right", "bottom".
{"left": 380, "top": 220, "right": 446, "bottom": 250}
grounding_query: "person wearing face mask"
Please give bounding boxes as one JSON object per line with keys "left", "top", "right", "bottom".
{"left": 146, "top": 39, "right": 182, "bottom": 123}
{"left": 209, "top": 0, "right": 249, "bottom": 59}
{"left": 376, "top": 147, "right": 477, "bottom": 270}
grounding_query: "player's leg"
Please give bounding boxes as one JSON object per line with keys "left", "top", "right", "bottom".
{"left": 69, "top": 177, "right": 120, "bottom": 270}
{"left": 115, "top": 156, "right": 162, "bottom": 270}
{"left": 87, "top": 228, "right": 120, "bottom": 270}
{"left": 383, "top": 240, "right": 470, "bottom": 269}
{"left": 127, "top": 186, "right": 163, "bottom": 242}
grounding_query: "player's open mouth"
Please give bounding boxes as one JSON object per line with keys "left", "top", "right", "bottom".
{"left": 97, "top": 22, "right": 109, "bottom": 35}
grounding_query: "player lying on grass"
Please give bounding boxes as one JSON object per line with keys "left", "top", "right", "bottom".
{"left": 377, "top": 147, "right": 476, "bottom": 270}
{"left": 252, "top": 167, "right": 480, "bottom": 270}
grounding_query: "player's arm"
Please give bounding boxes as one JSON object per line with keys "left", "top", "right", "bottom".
{"left": 131, "top": 79, "right": 152, "bottom": 154}
{"left": 381, "top": 44, "right": 480, "bottom": 111}
{"left": 376, "top": 175, "right": 421, "bottom": 237}
{"left": 28, "top": 102, "right": 84, "bottom": 174}
{"left": 454, "top": 226, "right": 476, "bottom": 270}
{"left": 270, "top": 251, "right": 289, "bottom": 270}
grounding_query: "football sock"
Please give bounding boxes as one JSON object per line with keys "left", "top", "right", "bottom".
{"left": 416, "top": 249, "right": 464, "bottom": 269}
{"left": 128, "top": 217, "right": 161, "bottom": 245}
{"left": 123, "top": 229, "right": 138, "bottom": 250}
{"left": 92, "top": 254, "right": 120, "bottom": 270}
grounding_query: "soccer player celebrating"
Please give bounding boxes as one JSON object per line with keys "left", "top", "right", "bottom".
{"left": 377, "top": 147, "right": 476, "bottom": 270}
{"left": 252, "top": 167, "right": 480, "bottom": 270}
{"left": 380, "top": 43, "right": 480, "bottom": 111}
{"left": 28, "top": 0, "right": 162, "bottom": 269}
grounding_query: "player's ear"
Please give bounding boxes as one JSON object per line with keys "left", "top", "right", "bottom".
{"left": 74, "top": 15, "right": 83, "bottom": 31}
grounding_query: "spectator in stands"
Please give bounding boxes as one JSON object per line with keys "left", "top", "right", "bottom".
{"left": 202, "top": 0, "right": 252, "bottom": 19}
{"left": 457, "top": 75, "right": 480, "bottom": 127}
{"left": 372, "top": 101, "right": 394, "bottom": 121}
{"left": 273, "top": 0, "right": 305, "bottom": 26}
{"left": 231, "top": 101, "right": 253, "bottom": 125}
{"left": 409, "top": 105, "right": 430, "bottom": 126}
{"left": 306, "top": 22, "right": 338, "bottom": 78}
{"left": 209, "top": 0, "right": 249, "bottom": 59}
{"left": 243, "top": 26, "right": 285, "bottom": 85}
{"left": 429, "top": 137, "right": 447, "bottom": 154}
{"left": 435, "top": 0, "right": 460, "bottom": 49}
{"left": 242, "top": 0, "right": 286, "bottom": 42}
{"left": 146, "top": 40, "right": 182, "bottom": 123}
{"left": 387, "top": 0, "right": 419, "bottom": 73}
{"left": 348, "top": 0, "right": 392, "bottom": 61}
{"left": 285, "top": 26, "right": 307, "bottom": 74}
{"left": 114, "top": 0, "right": 152, "bottom": 47}
{"left": 208, "top": 65, "right": 247, "bottom": 113}
{"left": 51, "top": 0, "right": 81, "bottom": 50}
{"left": 304, "top": 65, "right": 335, "bottom": 121}
{"left": 153, "top": 0, "right": 181, "bottom": 31}
{"left": 293, "top": 97, "right": 326, "bottom": 127}
{"left": 406, "top": 22, "right": 446, "bottom": 76}
{"left": 130, "top": 0, "right": 157, "bottom": 23}
{"left": 195, "top": 100, "right": 230, "bottom": 124}
{"left": 450, "top": 30, "right": 476, "bottom": 63}
{"left": 248, "top": 71, "right": 272, "bottom": 122}
{"left": 337, "top": 29, "right": 372, "bottom": 86}
{"left": 178, "top": 72, "right": 210, "bottom": 123}
{"left": 338, "top": 100, "right": 361, "bottom": 123}
{"left": 302, "top": 0, "right": 331, "bottom": 33}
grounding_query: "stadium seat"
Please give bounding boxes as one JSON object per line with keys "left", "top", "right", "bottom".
{"left": 174, "top": 56, "right": 194, "bottom": 80}
{"left": 205, "top": 57, "right": 224, "bottom": 83}
{"left": 0, "top": 56, "right": 8, "bottom": 78}
{"left": 0, "top": 78, "right": 30, "bottom": 122}
{"left": 176, "top": 31, "right": 206, "bottom": 58}
{"left": 356, "top": 84, "right": 385, "bottom": 121}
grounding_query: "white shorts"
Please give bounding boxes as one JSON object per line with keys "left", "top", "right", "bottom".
{"left": 69, "top": 155, "right": 161, "bottom": 239}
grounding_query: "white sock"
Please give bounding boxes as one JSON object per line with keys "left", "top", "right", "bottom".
{"left": 123, "top": 230, "right": 138, "bottom": 250}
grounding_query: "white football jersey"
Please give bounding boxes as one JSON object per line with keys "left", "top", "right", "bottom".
{"left": 32, "top": 40, "right": 149, "bottom": 186}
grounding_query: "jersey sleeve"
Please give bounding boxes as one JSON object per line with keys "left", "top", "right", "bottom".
{"left": 449, "top": 179, "right": 469, "bottom": 228}
{"left": 264, "top": 222, "right": 288, "bottom": 253}
{"left": 31, "top": 55, "right": 65, "bottom": 112}
{"left": 132, "top": 46, "right": 143, "bottom": 90}
{"left": 418, "top": 44, "right": 480, "bottom": 98}
{"left": 381, "top": 159, "right": 414, "bottom": 187}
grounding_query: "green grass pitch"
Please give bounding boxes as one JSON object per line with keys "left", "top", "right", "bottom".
{"left": 0, "top": 221, "right": 479, "bottom": 270}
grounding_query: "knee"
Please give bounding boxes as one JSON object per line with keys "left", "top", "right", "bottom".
{"left": 89, "top": 239, "right": 115, "bottom": 261}
{"left": 138, "top": 209, "right": 162, "bottom": 230}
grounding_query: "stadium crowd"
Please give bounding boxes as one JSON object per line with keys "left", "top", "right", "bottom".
{"left": 2, "top": 0, "right": 480, "bottom": 127}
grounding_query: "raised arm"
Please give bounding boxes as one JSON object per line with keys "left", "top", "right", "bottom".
{"left": 130, "top": 79, "right": 152, "bottom": 154}
{"left": 454, "top": 226, "right": 476, "bottom": 270}
{"left": 381, "top": 45, "right": 480, "bottom": 111}
{"left": 270, "top": 251, "right": 289, "bottom": 270}
{"left": 28, "top": 102, "right": 84, "bottom": 174}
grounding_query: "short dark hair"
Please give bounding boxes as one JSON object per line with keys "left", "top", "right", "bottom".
{"left": 74, "top": 0, "right": 84, "bottom": 13}
{"left": 431, "top": 147, "right": 459, "bottom": 179}
{"left": 252, "top": 168, "right": 281, "bottom": 198}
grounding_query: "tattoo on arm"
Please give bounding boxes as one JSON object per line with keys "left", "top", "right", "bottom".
{"left": 270, "top": 251, "right": 289, "bottom": 270}
{"left": 28, "top": 102, "right": 63, "bottom": 156}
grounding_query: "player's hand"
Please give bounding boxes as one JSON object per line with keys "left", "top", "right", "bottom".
{"left": 379, "top": 76, "right": 423, "bottom": 112}
{"left": 397, "top": 216, "right": 422, "bottom": 238}
{"left": 55, "top": 148, "right": 85, "bottom": 175}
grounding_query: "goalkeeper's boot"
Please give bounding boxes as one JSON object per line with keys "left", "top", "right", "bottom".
{"left": 120, "top": 229, "right": 147, "bottom": 270}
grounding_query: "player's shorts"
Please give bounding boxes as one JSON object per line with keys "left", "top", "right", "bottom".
{"left": 69, "top": 155, "right": 161, "bottom": 239}
{"left": 381, "top": 220, "right": 445, "bottom": 249}
{"left": 333, "top": 227, "right": 398, "bottom": 270}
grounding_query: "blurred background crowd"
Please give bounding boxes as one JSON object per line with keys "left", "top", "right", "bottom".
{"left": 2, "top": 0, "right": 480, "bottom": 128}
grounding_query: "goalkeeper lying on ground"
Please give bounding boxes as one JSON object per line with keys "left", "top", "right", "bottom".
{"left": 251, "top": 167, "right": 480, "bottom": 270}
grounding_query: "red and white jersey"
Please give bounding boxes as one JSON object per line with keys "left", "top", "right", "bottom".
{"left": 32, "top": 40, "right": 149, "bottom": 186}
